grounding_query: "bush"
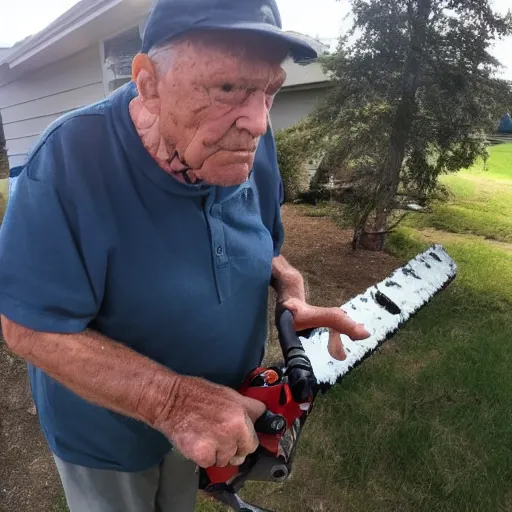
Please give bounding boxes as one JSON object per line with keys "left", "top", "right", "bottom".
{"left": 274, "top": 119, "right": 323, "bottom": 203}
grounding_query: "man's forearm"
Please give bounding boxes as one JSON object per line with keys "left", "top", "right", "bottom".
{"left": 271, "top": 255, "right": 306, "bottom": 303}
{"left": 1, "top": 316, "right": 177, "bottom": 428}
{"left": 2, "top": 315, "right": 268, "bottom": 468}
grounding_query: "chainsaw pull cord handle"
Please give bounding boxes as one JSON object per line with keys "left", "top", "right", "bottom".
{"left": 276, "top": 307, "right": 317, "bottom": 403}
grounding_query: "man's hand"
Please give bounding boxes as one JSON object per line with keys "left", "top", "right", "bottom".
{"left": 281, "top": 297, "right": 370, "bottom": 361}
{"left": 271, "top": 256, "right": 370, "bottom": 361}
{"left": 156, "top": 376, "right": 266, "bottom": 468}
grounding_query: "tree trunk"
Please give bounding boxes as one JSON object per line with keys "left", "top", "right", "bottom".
{"left": 352, "top": 198, "right": 377, "bottom": 250}
{"left": 359, "top": 231, "right": 385, "bottom": 251}
{"left": 366, "top": 0, "right": 432, "bottom": 250}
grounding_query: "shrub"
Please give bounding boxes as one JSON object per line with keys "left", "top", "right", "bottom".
{"left": 274, "top": 119, "right": 323, "bottom": 203}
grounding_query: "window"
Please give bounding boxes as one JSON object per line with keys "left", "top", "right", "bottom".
{"left": 102, "top": 26, "right": 142, "bottom": 93}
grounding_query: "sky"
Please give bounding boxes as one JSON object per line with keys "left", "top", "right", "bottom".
{"left": 0, "top": 0, "right": 511, "bottom": 79}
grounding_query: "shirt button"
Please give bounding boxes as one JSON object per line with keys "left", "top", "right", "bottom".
{"left": 211, "top": 206, "right": 221, "bottom": 217}
{"left": 216, "top": 246, "right": 224, "bottom": 256}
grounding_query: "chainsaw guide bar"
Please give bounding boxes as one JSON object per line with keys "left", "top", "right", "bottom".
{"left": 300, "top": 244, "right": 457, "bottom": 388}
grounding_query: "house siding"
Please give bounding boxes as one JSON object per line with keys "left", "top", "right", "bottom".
{"left": 270, "top": 87, "right": 330, "bottom": 132}
{"left": 0, "top": 44, "right": 105, "bottom": 167}
{"left": 280, "top": 60, "right": 329, "bottom": 88}
{"left": 0, "top": 44, "right": 330, "bottom": 168}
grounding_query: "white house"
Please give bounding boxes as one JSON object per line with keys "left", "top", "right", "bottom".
{"left": 0, "top": 0, "right": 332, "bottom": 170}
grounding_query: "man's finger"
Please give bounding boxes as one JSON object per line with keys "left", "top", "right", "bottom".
{"left": 285, "top": 300, "right": 370, "bottom": 340}
{"left": 216, "top": 446, "right": 238, "bottom": 468}
{"left": 327, "top": 329, "right": 347, "bottom": 361}
{"left": 234, "top": 413, "right": 260, "bottom": 459}
{"left": 232, "top": 414, "right": 259, "bottom": 464}
{"left": 239, "top": 395, "right": 266, "bottom": 423}
{"left": 229, "top": 455, "right": 246, "bottom": 467}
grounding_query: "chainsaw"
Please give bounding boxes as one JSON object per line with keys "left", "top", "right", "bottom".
{"left": 199, "top": 245, "right": 457, "bottom": 512}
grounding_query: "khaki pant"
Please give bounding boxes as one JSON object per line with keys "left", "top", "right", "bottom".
{"left": 53, "top": 451, "right": 199, "bottom": 512}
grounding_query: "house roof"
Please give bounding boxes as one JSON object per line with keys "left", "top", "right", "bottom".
{"left": 0, "top": 0, "right": 152, "bottom": 84}
{"left": 0, "top": 0, "right": 116, "bottom": 67}
{"left": 0, "top": 0, "right": 330, "bottom": 87}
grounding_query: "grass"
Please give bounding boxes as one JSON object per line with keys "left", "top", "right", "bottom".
{"left": 200, "top": 143, "right": 512, "bottom": 511}
{"left": 404, "top": 143, "right": 512, "bottom": 243}
{"left": 53, "top": 495, "right": 69, "bottom": 512}
{"left": 470, "top": 143, "right": 512, "bottom": 180}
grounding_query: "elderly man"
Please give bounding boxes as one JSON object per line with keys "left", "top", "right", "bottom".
{"left": 0, "top": 0, "right": 368, "bottom": 510}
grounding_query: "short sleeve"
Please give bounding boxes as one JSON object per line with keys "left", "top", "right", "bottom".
{"left": 264, "top": 125, "right": 285, "bottom": 257}
{"left": 0, "top": 167, "right": 104, "bottom": 334}
{"left": 272, "top": 194, "right": 285, "bottom": 257}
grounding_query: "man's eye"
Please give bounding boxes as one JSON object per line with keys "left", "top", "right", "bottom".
{"left": 212, "top": 84, "right": 248, "bottom": 105}
{"left": 221, "top": 83, "right": 235, "bottom": 93}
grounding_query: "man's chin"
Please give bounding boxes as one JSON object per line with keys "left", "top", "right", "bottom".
{"left": 195, "top": 164, "right": 252, "bottom": 187}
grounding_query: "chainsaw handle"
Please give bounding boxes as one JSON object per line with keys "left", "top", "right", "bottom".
{"left": 276, "top": 308, "right": 317, "bottom": 402}
{"left": 276, "top": 308, "right": 302, "bottom": 352}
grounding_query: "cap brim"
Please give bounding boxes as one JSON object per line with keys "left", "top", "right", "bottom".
{"left": 193, "top": 22, "right": 319, "bottom": 63}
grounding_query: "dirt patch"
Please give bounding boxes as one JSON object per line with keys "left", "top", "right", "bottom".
{"left": 280, "top": 205, "right": 401, "bottom": 307}
{"left": 0, "top": 205, "right": 401, "bottom": 512}
{"left": 0, "top": 340, "right": 62, "bottom": 512}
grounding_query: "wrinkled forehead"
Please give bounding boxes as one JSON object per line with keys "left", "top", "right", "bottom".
{"left": 170, "top": 30, "right": 289, "bottom": 77}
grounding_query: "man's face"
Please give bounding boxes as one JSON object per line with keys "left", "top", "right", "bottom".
{"left": 153, "top": 31, "right": 288, "bottom": 186}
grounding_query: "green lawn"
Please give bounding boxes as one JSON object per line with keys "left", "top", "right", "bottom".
{"left": 470, "top": 143, "right": 512, "bottom": 180}
{"left": 405, "top": 143, "right": 512, "bottom": 242}
{"left": 200, "top": 143, "right": 512, "bottom": 512}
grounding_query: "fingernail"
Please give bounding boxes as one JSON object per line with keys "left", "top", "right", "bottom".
{"left": 358, "top": 325, "right": 371, "bottom": 338}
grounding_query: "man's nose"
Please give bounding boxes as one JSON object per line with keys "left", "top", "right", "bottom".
{"left": 235, "top": 90, "right": 270, "bottom": 138}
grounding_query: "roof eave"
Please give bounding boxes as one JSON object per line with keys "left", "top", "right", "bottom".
{"left": 6, "top": 0, "right": 122, "bottom": 69}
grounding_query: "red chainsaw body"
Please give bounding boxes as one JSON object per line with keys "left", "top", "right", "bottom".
{"left": 204, "top": 367, "right": 310, "bottom": 485}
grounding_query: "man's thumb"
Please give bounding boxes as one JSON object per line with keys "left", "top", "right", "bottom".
{"left": 239, "top": 395, "right": 267, "bottom": 423}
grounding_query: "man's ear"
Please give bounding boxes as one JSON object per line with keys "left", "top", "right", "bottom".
{"left": 132, "top": 53, "right": 160, "bottom": 114}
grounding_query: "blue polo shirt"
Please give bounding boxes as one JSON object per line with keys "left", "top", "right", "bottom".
{"left": 0, "top": 82, "right": 284, "bottom": 471}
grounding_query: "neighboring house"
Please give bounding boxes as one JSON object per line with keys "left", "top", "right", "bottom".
{"left": 0, "top": 0, "right": 332, "bottom": 169}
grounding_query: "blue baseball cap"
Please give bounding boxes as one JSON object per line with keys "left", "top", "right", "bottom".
{"left": 140, "top": 0, "right": 318, "bottom": 63}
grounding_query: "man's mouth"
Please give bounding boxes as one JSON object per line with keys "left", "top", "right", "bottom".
{"left": 229, "top": 151, "right": 257, "bottom": 166}
{"left": 226, "top": 144, "right": 257, "bottom": 153}
{"left": 218, "top": 140, "right": 258, "bottom": 153}
{"left": 233, "top": 150, "right": 255, "bottom": 157}
{"left": 204, "top": 149, "right": 256, "bottom": 165}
